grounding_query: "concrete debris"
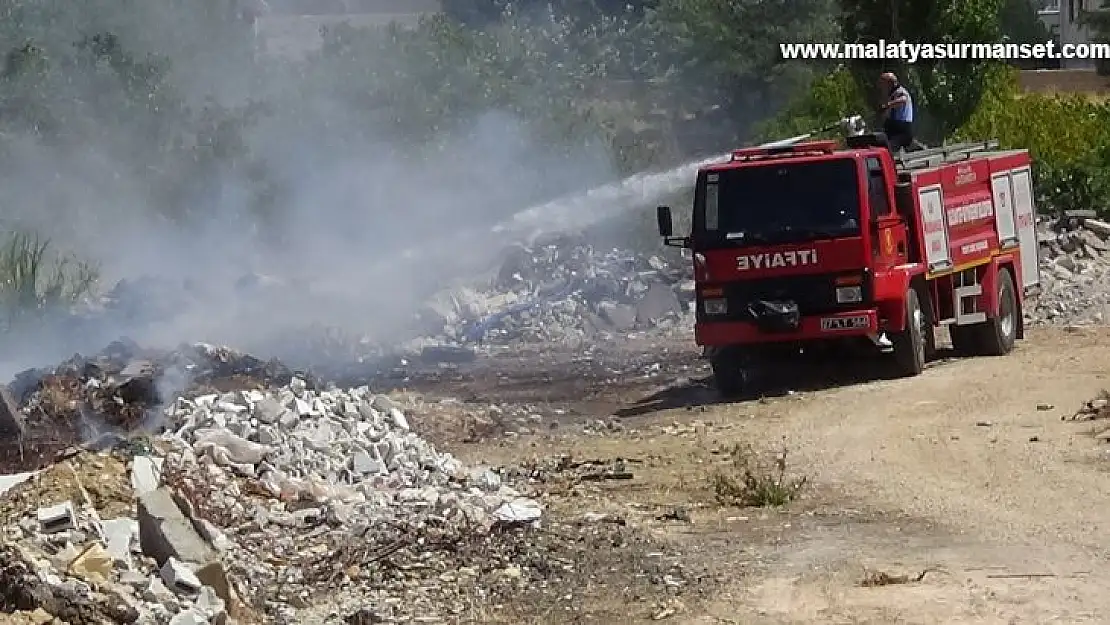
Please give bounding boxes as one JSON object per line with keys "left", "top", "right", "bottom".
{"left": 417, "top": 235, "right": 693, "bottom": 346}
{"left": 36, "top": 502, "right": 76, "bottom": 534}
{"left": 1027, "top": 215, "right": 1110, "bottom": 326}
{"left": 0, "top": 352, "right": 565, "bottom": 624}
{"left": 1065, "top": 390, "right": 1110, "bottom": 421}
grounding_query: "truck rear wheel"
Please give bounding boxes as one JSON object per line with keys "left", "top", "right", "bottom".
{"left": 974, "top": 266, "right": 1018, "bottom": 356}
{"left": 709, "top": 347, "right": 748, "bottom": 397}
{"left": 892, "top": 287, "right": 927, "bottom": 376}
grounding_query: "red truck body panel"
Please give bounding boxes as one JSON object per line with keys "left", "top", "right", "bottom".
{"left": 688, "top": 140, "right": 1040, "bottom": 348}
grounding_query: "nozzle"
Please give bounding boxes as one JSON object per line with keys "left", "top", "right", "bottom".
{"left": 841, "top": 115, "right": 866, "bottom": 136}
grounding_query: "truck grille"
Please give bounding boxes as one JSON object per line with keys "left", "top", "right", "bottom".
{"left": 696, "top": 272, "right": 869, "bottom": 324}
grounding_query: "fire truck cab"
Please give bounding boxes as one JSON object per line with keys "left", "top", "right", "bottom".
{"left": 657, "top": 133, "right": 1041, "bottom": 395}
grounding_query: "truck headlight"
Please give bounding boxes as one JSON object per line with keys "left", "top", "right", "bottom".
{"left": 836, "top": 286, "right": 862, "bottom": 304}
{"left": 703, "top": 298, "right": 727, "bottom": 314}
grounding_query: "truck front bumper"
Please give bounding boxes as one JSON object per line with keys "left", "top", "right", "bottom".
{"left": 695, "top": 308, "right": 881, "bottom": 346}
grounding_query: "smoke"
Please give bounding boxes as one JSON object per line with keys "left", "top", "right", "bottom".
{"left": 0, "top": 1, "right": 640, "bottom": 378}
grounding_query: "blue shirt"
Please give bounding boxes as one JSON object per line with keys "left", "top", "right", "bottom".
{"left": 890, "top": 86, "right": 913, "bottom": 123}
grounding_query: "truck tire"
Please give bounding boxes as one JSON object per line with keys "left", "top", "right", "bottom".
{"left": 709, "top": 347, "right": 747, "bottom": 397}
{"left": 892, "top": 287, "right": 927, "bottom": 376}
{"left": 974, "top": 266, "right": 1018, "bottom": 356}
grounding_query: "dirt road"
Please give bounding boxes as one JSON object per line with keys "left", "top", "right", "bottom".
{"left": 443, "top": 325, "right": 1110, "bottom": 624}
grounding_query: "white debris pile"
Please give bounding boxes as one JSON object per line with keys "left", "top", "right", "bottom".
{"left": 153, "top": 377, "right": 542, "bottom": 620}
{"left": 0, "top": 376, "right": 545, "bottom": 624}
{"left": 415, "top": 235, "right": 695, "bottom": 347}
{"left": 1026, "top": 215, "right": 1110, "bottom": 326}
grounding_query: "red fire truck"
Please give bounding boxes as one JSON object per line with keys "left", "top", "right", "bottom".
{"left": 657, "top": 130, "right": 1041, "bottom": 395}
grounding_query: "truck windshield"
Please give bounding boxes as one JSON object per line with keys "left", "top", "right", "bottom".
{"left": 693, "top": 157, "right": 861, "bottom": 246}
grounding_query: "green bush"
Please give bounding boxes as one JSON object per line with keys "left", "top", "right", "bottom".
{"left": 0, "top": 231, "right": 98, "bottom": 327}
{"left": 751, "top": 66, "right": 868, "bottom": 143}
{"left": 952, "top": 68, "right": 1110, "bottom": 216}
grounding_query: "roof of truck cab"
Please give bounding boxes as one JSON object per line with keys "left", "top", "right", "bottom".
{"left": 701, "top": 152, "right": 859, "bottom": 172}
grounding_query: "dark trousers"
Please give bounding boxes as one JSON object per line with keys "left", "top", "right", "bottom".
{"left": 883, "top": 118, "right": 910, "bottom": 152}
{"left": 883, "top": 119, "right": 913, "bottom": 151}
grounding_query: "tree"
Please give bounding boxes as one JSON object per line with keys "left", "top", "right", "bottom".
{"left": 839, "top": 0, "right": 1005, "bottom": 141}
{"left": 1081, "top": 0, "right": 1110, "bottom": 75}
{"left": 648, "top": 0, "right": 841, "bottom": 148}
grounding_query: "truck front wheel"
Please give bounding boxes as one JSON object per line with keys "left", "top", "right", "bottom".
{"left": 892, "top": 287, "right": 928, "bottom": 376}
{"left": 709, "top": 347, "right": 748, "bottom": 397}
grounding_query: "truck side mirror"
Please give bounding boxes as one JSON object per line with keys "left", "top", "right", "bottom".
{"left": 657, "top": 205, "right": 673, "bottom": 237}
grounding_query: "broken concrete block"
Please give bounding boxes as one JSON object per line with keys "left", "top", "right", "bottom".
{"left": 169, "top": 609, "right": 208, "bottom": 625}
{"left": 194, "top": 585, "right": 226, "bottom": 620}
{"left": 100, "top": 517, "right": 138, "bottom": 563}
{"left": 131, "top": 455, "right": 163, "bottom": 495}
{"left": 493, "top": 498, "right": 543, "bottom": 523}
{"left": 37, "top": 501, "right": 76, "bottom": 534}
{"left": 137, "top": 488, "right": 217, "bottom": 567}
{"left": 0, "top": 471, "right": 36, "bottom": 498}
{"left": 389, "top": 407, "right": 410, "bottom": 431}
{"left": 161, "top": 557, "right": 203, "bottom": 595}
{"left": 252, "top": 397, "right": 285, "bottom": 424}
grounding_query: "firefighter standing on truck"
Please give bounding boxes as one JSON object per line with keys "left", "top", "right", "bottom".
{"left": 879, "top": 72, "right": 914, "bottom": 152}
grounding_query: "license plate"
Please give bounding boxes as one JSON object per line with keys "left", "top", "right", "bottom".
{"left": 820, "top": 315, "right": 869, "bottom": 331}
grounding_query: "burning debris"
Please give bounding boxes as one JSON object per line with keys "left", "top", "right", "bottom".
{"left": 2, "top": 340, "right": 318, "bottom": 474}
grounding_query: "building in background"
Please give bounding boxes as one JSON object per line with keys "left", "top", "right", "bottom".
{"left": 253, "top": 0, "right": 443, "bottom": 59}
{"left": 1038, "top": 0, "right": 1103, "bottom": 69}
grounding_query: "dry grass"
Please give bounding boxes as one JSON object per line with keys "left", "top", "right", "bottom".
{"left": 859, "top": 568, "right": 931, "bottom": 587}
{"left": 710, "top": 442, "right": 807, "bottom": 508}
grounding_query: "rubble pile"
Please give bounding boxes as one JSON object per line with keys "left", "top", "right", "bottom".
{"left": 0, "top": 374, "right": 556, "bottom": 624}
{"left": 1027, "top": 214, "right": 1110, "bottom": 326}
{"left": 418, "top": 236, "right": 695, "bottom": 346}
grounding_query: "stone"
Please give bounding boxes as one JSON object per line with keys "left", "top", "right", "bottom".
{"left": 351, "top": 450, "right": 382, "bottom": 475}
{"left": 471, "top": 468, "right": 501, "bottom": 492}
{"left": 493, "top": 498, "right": 543, "bottom": 524}
{"left": 194, "top": 585, "right": 227, "bottom": 619}
{"left": 169, "top": 608, "right": 209, "bottom": 625}
{"left": 144, "top": 576, "right": 179, "bottom": 604}
{"left": 100, "top": 518, "right": 137, "bottom": 563}
{"left": 389, "top": 408, "right": 410, "bottom": 431}
{"left": 254, "top": 397, "right": 286, "bottom": 424}
{"left": 137, "top": 488, "right": 218, "bottom": 567}
{"left": 161, "top": 557, "right": 203, "bottom": 595}
{"left": 131, "top": 455, "right": 163, "bottom": 495}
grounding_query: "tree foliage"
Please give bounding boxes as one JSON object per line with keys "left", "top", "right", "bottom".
{"left": 954, "top": 68, "right": 1110, "bottom": 216}
{"left": 1081, "top": 1, "right": 1110, "bottom": 74}
{"left": 649, "top": 0, "right": 839, "bottom": 136}
{"left": 0, "top": 0, "right": 1105, "bottom": 327}
{"left": 840, "top": 0, "right": 1005, "bottom": 141}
